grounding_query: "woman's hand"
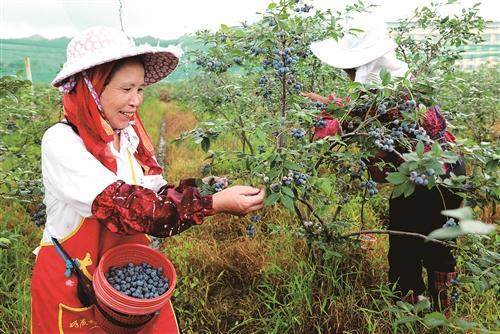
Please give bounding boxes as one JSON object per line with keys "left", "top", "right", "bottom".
{"left": 212, "top": 186, "right": 265, "bottom": 216}
{"left": 300, "top": 92, "right": 330, "bottom": 105}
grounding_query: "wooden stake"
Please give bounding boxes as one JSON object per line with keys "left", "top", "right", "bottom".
{"left": 24, "top": 57, "right": 32, "bottom": 83}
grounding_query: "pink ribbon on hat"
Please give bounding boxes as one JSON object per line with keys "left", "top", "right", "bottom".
{"left": 58, "top": 76, "right": 77, "bottom": 94}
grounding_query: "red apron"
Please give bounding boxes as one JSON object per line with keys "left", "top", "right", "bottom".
{"left": 31, "top": 217, "right": 180, "bottom": 334}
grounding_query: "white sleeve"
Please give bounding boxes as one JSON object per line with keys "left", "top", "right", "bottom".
{"left": 140, "top": 174, "right": 168, "bottom": 192}
{"left": 41, "top": 124, "right": 119, "bottom": 217}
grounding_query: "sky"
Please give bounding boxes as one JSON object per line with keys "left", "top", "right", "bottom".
{"left": 1, "top": 0, "right": 499, "bottom": 40}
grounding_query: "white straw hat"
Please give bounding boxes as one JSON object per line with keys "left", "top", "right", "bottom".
{"left": 310, "top": 15, "right": 396, "bottom": 69}
{"left": 52, "top": 26, "right": 182, "bottom": 87}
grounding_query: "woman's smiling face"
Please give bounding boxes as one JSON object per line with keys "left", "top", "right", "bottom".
{"left": 100, "top": 58, "right": 145, "bottom": 130}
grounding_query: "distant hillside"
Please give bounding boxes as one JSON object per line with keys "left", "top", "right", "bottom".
{"left": 0, "top": 35, "right": 204, "bottom": 84}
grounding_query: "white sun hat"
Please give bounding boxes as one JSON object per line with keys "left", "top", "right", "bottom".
{"left": 52, "top": 26, "right": 182, "bottom": 88}
{"left": 309, "top": 15, "right": 397, "bottom": 69}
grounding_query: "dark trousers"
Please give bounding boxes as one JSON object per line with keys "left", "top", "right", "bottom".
{"left": 388, "top": 184, "right": 463, "bottom": 296}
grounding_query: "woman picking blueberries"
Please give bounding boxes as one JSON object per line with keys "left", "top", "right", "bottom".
{"left": 31, "top": 26, "right": 264, "bottom": 333}
{"left": 302, "top": 17, "right": 465, "bottom": 315}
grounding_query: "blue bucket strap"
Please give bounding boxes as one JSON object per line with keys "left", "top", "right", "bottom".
{"left": 51, "top": 237, "right": 75, "bottom": 278}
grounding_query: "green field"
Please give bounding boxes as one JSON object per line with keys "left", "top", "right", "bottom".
{"left": 1, "top": 34, "right": 498, "bottom": 84}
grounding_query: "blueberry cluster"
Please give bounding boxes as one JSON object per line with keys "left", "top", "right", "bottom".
{"left": 105, "top": 263, "right": 169, "bottom": 299}
{"left": 399, "top": 99, "right": 416, "bottom": 112}
{"left": 282, "top": 173, "right": 293, "bottom": 186}
{"left": 259, "top": 76, "right": 268, "bottom": 86}
{"left": 389, "top": 126, "right": 404, "bottom": 139}
{"left": 351, "top": 102, "right": 371, "bottom": 117}
{"left": 295, "top": 3, "right": 313, "bottom": 12}
{"left": 409, "top": 171, "right": 429, "bottom": 186}
{"left": 250, "top": 214, "right": 262, "bottom": 223}
{"left": 415, "top": 129, "right": 430, "bottom": 142}
{"left": 232, "top": 56, "right": 243, "bottom": 65}
{"left": 246, "top": 224, "right": 256, "bottom": 238}
{"left": 347, "top": 160, "right": 367, "bottom": 180}
{"left": 290, "top": 82, "right": 303, "bottom": 93}
{"left": 271, "top": 48, "right": 299, "bottom": 77}
{"left": 219, "top": 34, "right": 227, "bottom": 42}
{"left": 361, "top": 180, "right": 379, "bottom": 196}
{"left": 194, "top": 57, "right": 228, "bottom": 74}
{"left": 250, "top": 46, "right": 266, "bottom": 56}
{"left": 314, "top": 118, "right": 327, "bottom": 129}
{"left": 262, "top": 90, "right": 272, "bottom": 99}
{"left": 369, "top": 128, "right": 395, "bottom": 152}
{"left": 401, "top": 123, "right": 430, "bottom": 142}
{"left": 293, "top": 172, "right": 308, "bottom": 186}
{"left": 270, "top": 183, "right": 281, "bottom": 192}
{"left": 338, "top": 165, "right": 349, "bottom": 174}
{"left": 374, "top": 137, "right": 395, "bottom": 152}
{"left": 442, "top": 218, "right": 457, "bottom": 228}
{"left": 377, "top": 102, "right": 388, "bottom": 115}
{"left": 200, "top": 164, "right": 212, "bottom": 176}
{"left": 291, "top": 128, "right": 306, "bottom": 139}
{"left": 213, "top": 181, "right": 226, "bottom": 193}
{"left": 314, "top": 102, "right": 326, "bottom": 110}
{"left": 33, "top": 203, "right": 46, "bottom": 227}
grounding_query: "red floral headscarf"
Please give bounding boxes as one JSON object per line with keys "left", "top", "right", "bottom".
{"left": 62, "top": 61, "right": 162, "bottom": 175}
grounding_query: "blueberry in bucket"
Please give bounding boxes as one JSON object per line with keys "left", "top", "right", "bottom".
{"left": 106, "top": 263, "right": 169, "bottom": 299}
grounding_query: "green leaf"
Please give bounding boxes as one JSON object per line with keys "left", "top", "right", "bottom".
{"left": 424, "top": 312, "right": 447, "bottom": 328}
{"left": 396, "top": 301, "right": 413, "bottom": 312}
{"left": 0, "top": 237, "right": 11, "bottom": 249}
{"left": 280, "top": 195, "right": 295, "bottom": 212}
{"left": 281, "top": 186, "right": 294, "bottom": 198}
{"left": 441, "top": 207, "right": 474, "bottom": 220}
{"left": 416, "top": 141, "right": 425, "bottom": 156}
{"left": 414, "top": 298, "right": 431, "bottom": 313}
{"left": 267, "top": 2, "right": 277, "bottom": 9}
{"left": 396, "top": 315, "right": 420, "bottom": 325}
{"left": 201, "top": 137, "right": 210, "bottom": 152}
{"left": 403, "top": 182, "right": 416, "bottom": 198}
{"left": 315, "top": 178, "right": 332, "bottom": 194}
{"left": 431, "top": 142, "right": 442, "bottom": 154}
{"left": 453, "top": 318, "right": 478, "bottom": 330}
{"left": 380, "top": 68, "right": 391, "bottom": 86}
{"left": 264, "top": 193, "right": 280, "bottom": 206}
{"left": 441, "top": 151, "right": 459, "bottom": 163}
{"left": 392, "top": 183, "right": 406, "bottom": 198}
{"left": 386, "top": 172, "right": 406, "bottom": 185}
{"left": 283, "top": 161, "right": 301, "bottom": 170}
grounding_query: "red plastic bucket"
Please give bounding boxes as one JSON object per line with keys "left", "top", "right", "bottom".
{"left": 93, "top": 243, "right": 176, "bottom": 333}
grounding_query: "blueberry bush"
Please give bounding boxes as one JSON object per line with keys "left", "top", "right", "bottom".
{"left": 178, "top": 0, "right": 496, "bottom": 247}
{"left": 172, "top": 0, "right": 498, "bottom": 331}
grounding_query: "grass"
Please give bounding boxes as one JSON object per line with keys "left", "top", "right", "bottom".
{"left": 0, "top": 203, "right": 41, "bottom": 332}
